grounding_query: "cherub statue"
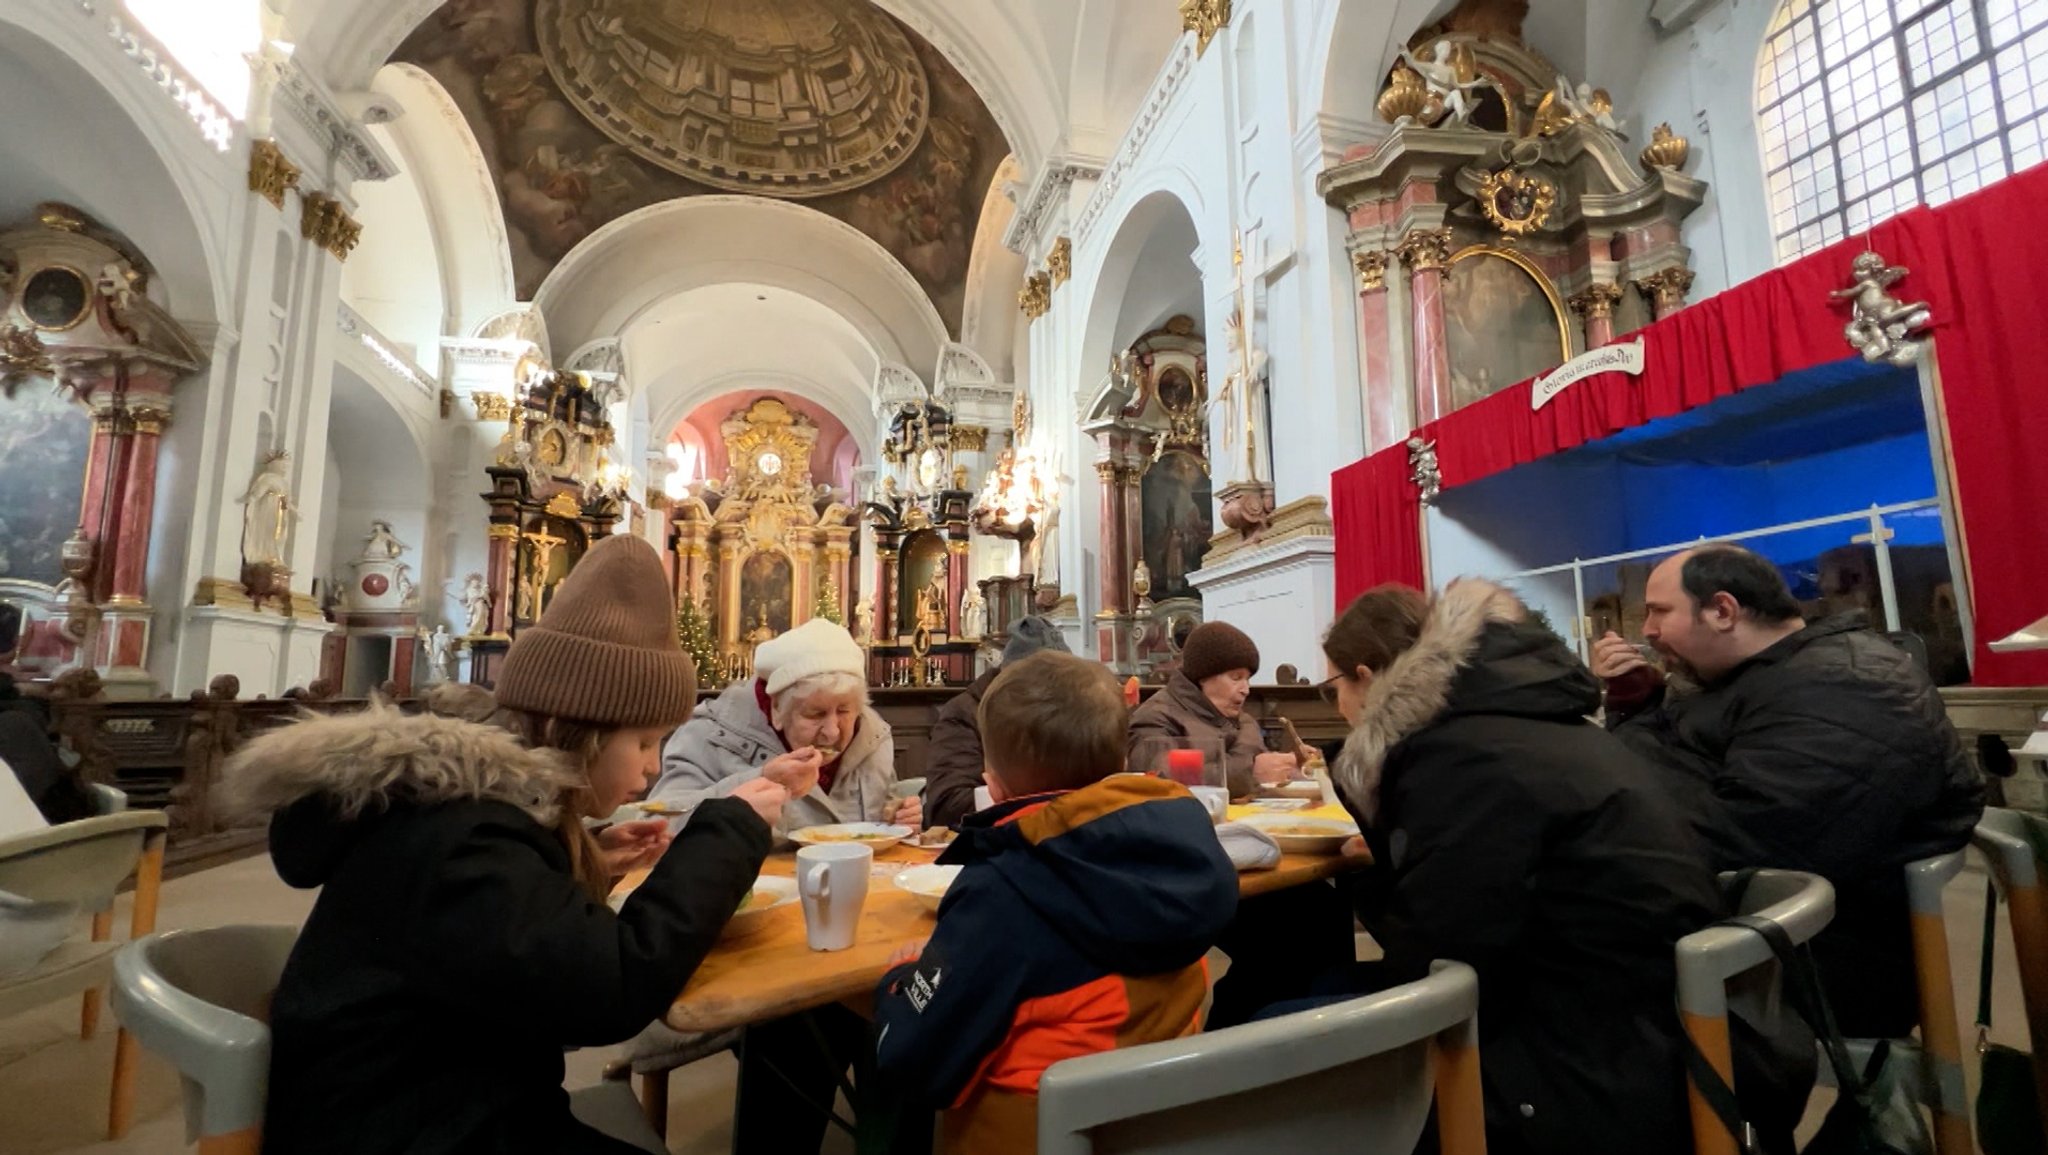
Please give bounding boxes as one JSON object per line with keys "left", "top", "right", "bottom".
{"left": 1399, "top": 41, "right": 1489, "bottom": 128}
{"left": 1406, "top": 436, "right": 1443, "bottom": 504}
{"left": 1830, "top": 252, "right": 1931, "bottom": 368}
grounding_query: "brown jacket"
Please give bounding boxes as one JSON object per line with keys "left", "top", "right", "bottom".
{"left": 1127, "top": 672, "right": 1264, "bottom": 798}
{"left": 924, "top": 669, "right": 997, "bottom": 829}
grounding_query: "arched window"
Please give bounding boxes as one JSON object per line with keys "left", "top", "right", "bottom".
{"left": 1757, "top": 0, "right": 2048, "bottom": 262}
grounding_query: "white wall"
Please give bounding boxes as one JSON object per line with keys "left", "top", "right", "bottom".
{"left": 340, "top": 123, "right": 447, "bottom": 369}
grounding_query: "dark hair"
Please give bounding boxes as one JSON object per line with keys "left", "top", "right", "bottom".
{"left": 978, "top": 651, "right": 1127, "bottom": 795}
{"left": 1678, "top": 545, "right": 1803, "bottom": 624}
{"left": 1323, "top": 584, "right": 1429, "bottom": 676}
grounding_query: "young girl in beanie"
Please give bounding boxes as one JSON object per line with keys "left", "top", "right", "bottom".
{"left": 229, "top": 535, "right": 787, "bottom": 1155}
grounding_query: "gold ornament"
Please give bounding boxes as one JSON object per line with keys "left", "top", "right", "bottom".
{"left": 1640, "top": 123, "right": 1691, "bottom": 172}
{"left": 1377, "top": 63, "right": 1442, "bottom": 126}
{"left": 1180, "top": 0, "right": 1231, "bottom": 56}
{"left": 248, "top": 139, "right": 301, "bottom": 209}
{"left": 1046, "top": 236, "right": 1072, "bottom": 286}
{"left": 1476, "top": 168, "right": 1556, "bottom": 238}
{"left": 1017, "top": 272, "right": 1051, "bottom": 320}
{"left": 1352, "top": 249, "right": 1390, "bottom": 293}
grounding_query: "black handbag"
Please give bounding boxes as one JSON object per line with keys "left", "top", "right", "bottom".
{"left": 1681, "top": 913, "right": 1929, "bottom": 1155}
{"left": 1974, "top": 877, "right": 2046, "bottom": 1155}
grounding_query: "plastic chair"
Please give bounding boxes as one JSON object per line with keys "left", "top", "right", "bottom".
{"left": 0, "top": 799, "right": 167, "bottom": 1139}
{"left": 1971, "top": 808, "right": 2048, "bottom": 1138}
{"left": 1035, "top": 960, "right": 1485, "bottom": 1155}
{"left": 112, "top": 925, "right": 299, "bottom": 1154}
{"left": 1676, "top": 869, "right": 1835, "bottom": 1155}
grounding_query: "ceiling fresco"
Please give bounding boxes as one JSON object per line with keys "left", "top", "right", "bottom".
{"left": 395, "top": 0, "right": 1009, "bottom": 333}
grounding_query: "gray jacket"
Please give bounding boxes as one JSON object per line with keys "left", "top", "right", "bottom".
{"left": 648, "top": 681, "right": 898, "bottom": 843}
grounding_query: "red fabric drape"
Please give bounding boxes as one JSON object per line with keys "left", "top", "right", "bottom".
{"left": 1331, "top": 445, "right": 1425, "bottom": 600}
{"left": 1329, "top": 162, "right": 2048, "bottom": 684}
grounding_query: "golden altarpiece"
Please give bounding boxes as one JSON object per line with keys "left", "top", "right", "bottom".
{"left": 1316, "top": 6, "right": 1707, "bottom": 453}
{"left": 667, "top": 398, "right": 855, "bottom": 678}
{"left": 1082, "top": 316, "right": 1212, "bottom": 677}
{"left": 467, "top": 366, "right": 625, "bottom": 685}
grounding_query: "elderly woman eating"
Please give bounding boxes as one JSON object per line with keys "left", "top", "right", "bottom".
{"left": 648, "top": 615, "right": 918, "bottom": 839}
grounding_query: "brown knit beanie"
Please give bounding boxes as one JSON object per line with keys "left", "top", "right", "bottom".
{"left": 494, "top": 535, "right": 696, "bottom": 729}
{"left": 1180, "top": 621, "right": 1260, "bottom": 683}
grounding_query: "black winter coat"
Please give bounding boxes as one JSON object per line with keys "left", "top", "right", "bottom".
{"left": 1333, "top": 581, "right": 1723, "bottom": 1155}
{"left": 226, "top": 707, "right": 770, "bottom": 1155}
{"left": 924, "top": 669, "right": 997, "bottom": 829}
{"left": 1610, "top": 614, "right": 1983, "bottom": 1036}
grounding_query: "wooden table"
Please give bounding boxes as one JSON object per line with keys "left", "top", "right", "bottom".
{"left": 618, "top": 832, "right": 1370, "bottom": 1034}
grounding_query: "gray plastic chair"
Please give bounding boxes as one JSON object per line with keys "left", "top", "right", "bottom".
{"left": 0, "top": 798, "right": 167, "bottom": 1139}
{"left": 112, "top": 925, "right": 299, "bottom": 1154}
{"left": 1035, "top": 960, "right": 1486, "bottom": 1155}
{"left": 1971, "top": 808, "right": 2048, "bottom": 1138}
{"left": 1676, "top": 869, "right": 1835, "bottom": 1155}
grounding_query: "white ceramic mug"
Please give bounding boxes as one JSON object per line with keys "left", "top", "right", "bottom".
{"left": 1189, "top": 785, "right": 1230, "bottom": 826}
{"left": 796, "top": 843, "right": 872, "bottom": 951}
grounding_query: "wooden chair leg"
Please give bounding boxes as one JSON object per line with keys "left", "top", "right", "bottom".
{"left": 197, "top": 1127, "right": 262, "bottom": 1154}
{"left": 1908, "top": 909, "right": 1971, "bottom": 1155}
{"left": 109, "top": 1026, "right": 140, "bottom": 1139}
{"left": 1433, "top": 1026, "right": 1488, "bottom": 1155}
{"left": 2000, "top": 881, "right": 2048, "bottom": 1141}
{"left": 638, "top": 1068, "right": 670, "bottom": 1138}
{"left": 1682, "top": 1012, "right": 1737, "bottom": 1155}
{"left": 82, "top": 909, "right": 113, "bottom": 1038}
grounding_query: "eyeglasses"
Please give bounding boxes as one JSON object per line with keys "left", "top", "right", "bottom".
{"left": 1313, "top": 674, "right": 1343, "bottom": 705}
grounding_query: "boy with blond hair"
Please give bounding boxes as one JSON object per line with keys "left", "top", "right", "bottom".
{"left": 872, "top": 652, "right": 1238, "bottom": 1153}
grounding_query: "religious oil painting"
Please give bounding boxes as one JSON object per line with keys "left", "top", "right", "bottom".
{"left": 740, "top": 549, "right": 795, "bottom": 643}
{"left": 1443, "top": 251, "right": 1570, "bottom": 411}
{"left": 897, "top": 531, "right": 948, "bottom": 634}
{"left": 1141, "top": 451, "right": 1213, "bottom": 602}
{"left": 395, "top": 0, "right": 1009, "bottom": 332}
{"left": 0, "top": 385, "right": 90, "bottom": 585}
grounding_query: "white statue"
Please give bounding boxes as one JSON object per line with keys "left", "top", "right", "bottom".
{"left": 456, "top": 572, "right": 492, "bottom": 637}
{"left": 852, "top": 597, "right": 875, "bottom": 646}
{"left": 237, "top": 452, "right": 296, "bottom": 568}
{"left": 959, "top": 583, "right": 985, "bottom": 641}
{"left": 1032, "top": 504, "right": 1062, "bottom": 591}
{"left": 1554, "top": 77, "right": 1624, "bottom": 133}
{"left": 421, "top": 625, "right": 457, "bottom": 684}
{"left": 362, "top": 520, "right": 410, "bottom": 560}
{"left": 393, "top": 563, "right": 418, "bottom": 605}
{"left": 1399, "top": 42, "right": 1489, "bottom": 128}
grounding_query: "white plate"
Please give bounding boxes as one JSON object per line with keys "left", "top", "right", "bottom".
{"left": 893, "top": 865, "right": 962, "bottom": 913}
{"left": 1239, "top": 814, "right": 1359, "bottom": 855}
{"left": 1256, "top": 779, "right": 1325, "bottom": 799}
{"left": 1244, "top": 798, "right": 1311, "bottom": 812}
{"left": 786, "top": 823, "right": 914, "bottom": 850}
{"left": 721, "top": 876, "right": 798, "bottom": 940}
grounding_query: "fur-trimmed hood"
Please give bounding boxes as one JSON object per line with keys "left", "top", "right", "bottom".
{"left": 1334, "top": 580, "right": 1598, "bottom": 819}
{"left": 224, "top": 702, "right": 575, "bottom": 827}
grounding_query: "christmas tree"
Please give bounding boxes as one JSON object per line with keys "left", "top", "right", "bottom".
{"left": 675, "top": 594, "right": 723, "bottom": 687}
{"left": 813, "top": 579, "right": 845, "bottom": 626}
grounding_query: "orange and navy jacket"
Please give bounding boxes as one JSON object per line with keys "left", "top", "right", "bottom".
{"left": 872, "top": 774, "right": 1238, "bottom": 1154}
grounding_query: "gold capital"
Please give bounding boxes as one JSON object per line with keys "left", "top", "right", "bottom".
{"left": 1568, "top": 282, "right": 1624, "bottom": 321}
{"left": 1396, "top": 227, "right": 1453, "bottom": 274}
{"left": 248, "top": 139, "right": 301, "bottom": 210}
{"left": 1352, "top": 248, "right": 1390, "bottom": 293}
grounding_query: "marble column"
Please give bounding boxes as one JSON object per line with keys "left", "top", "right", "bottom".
{"left": 1569, "top": 283, "right": 1624, "bottom": 350}
{"left": 1398, "top": 228, "right": 1455, "bottom": 426}
{"left": 716, "top": 536, "right": 743, "bottom": 655}
{"left": 1635, "top": 267, "right": 1696, "bottom": 321}
{"left": 791, "top": 538, "right": 816, "bottom": 628}
{"left": 945, "top": 538, "right": 970, "bottom": 639}
{"left": 1352, "top": 248, "right": 1397, "bottom": 451}
{"left": 824, "top": 535, "right": 852, "bottom": 623}
{"left": 877, "top": 545, "right": 901, "bottom": 642}
{"left": 105, "top": 395, "right": 171, "bottom": 669}
{"left": 1094, "top": 460, "right": 1127, "bottom": 618}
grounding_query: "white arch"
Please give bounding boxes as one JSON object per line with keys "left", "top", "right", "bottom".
{"left": 369, "top": 63, "right": 518, "bottom": 336}
{"left": 535, "top": 196, "right": 949, "bottom": 381}
{"left": 0, "top": 5, "right": 229, "bottom": 325}
{"left": 1304, "top": 0, "right": 1449, "bottom": 128}
{"left": 1073, "top": 177, "right": 1211, "bottom": 386}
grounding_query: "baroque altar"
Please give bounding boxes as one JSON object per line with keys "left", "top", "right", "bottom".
{"left": 667, "top": 398, "right": 855, "bottom": 681}
{"left": 1317, "top": 9, "right": 1707, "bottom": 454}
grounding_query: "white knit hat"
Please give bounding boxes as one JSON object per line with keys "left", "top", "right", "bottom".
{"left": 756, "top": 618, "right": 867, "bottom": 698}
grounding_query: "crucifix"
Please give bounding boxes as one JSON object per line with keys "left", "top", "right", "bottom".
{"left": 524, "top": 525, "right": 569, "bottom": 618}
{"left": 1212, "top": 229, "right": 1265, "bottom": 485}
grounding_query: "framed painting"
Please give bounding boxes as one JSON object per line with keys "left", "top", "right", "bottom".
{"left": 0, "top": 386, "right": 91, "bottom": 585}
{"left": 1141, "top": 450, "right": 1214, "bottom": 602}
{"left": 740, "top": 549, "right": 795, "bottom": 641}
{"left": 1443, "top": 247, "right": 1571, "bottom": 411}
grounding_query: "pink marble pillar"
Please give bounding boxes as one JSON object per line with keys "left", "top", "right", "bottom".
{"left": 1095, "top": 460, "right": 1127, "bottom": 617}
{"left": 78, "top": 408, "right": 120, "bottom": 593}
{"left": 1399, "top": 229, "right": 1455, "bottom": 426}
{"left": 1353, "top": 249, "right": 1397, "bottom": 452}
{"left": 944, "top": 540, "right": 968, "bottom": 638}
{"left": 1571, "top": 284, "right": 1623, "bottom": 350}
{"left": 485, "top": 525, "right": 517, "bottom": 634}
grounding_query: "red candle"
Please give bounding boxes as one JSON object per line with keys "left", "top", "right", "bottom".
{"left": 1166, "top": 749, "right": 1205, "bottom": 787}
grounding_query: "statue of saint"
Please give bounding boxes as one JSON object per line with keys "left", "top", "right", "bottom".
{"left": 238, "top": 452, "right": 295, "bottom": 568}
{"left": 456, "top": 573, "right": 492, "bottom": 637}
{"left": 363, "top": 520, "right": 410, "bottom": 560}
{"left": 421, "top": 625, "right": 457, "bottom": 683}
